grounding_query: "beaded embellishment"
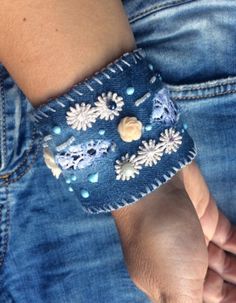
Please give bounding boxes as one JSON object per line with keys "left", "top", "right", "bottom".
{"left": 115, "top": 128, "right": 183, "bottom": 181}
{"left": 65, "top": 92, "right": 124, "bottom": 132}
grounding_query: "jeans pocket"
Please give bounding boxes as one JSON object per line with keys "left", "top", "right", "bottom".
{"left": 165, "top": 76, "right": 236, "bottom": 223}
{"left": 129, "top": 0, "right": 236, "bottom": 86}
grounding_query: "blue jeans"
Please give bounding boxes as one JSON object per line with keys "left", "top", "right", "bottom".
{"left": 0, "top": 0, "right": 235, "bottom": 302}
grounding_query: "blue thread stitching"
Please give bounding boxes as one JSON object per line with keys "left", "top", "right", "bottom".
{"left": 56, "top": 100, "right": 66, "bottom": 107}
{"left": 121, "top": 59, "right": 131, "bottom": 67}
{"left": 64, "top": 94, "right": 74, "bottom": 102}
{"left": 32, "top": 49, "right": 145, "bottom": 122}
{"left": 45, "top": 105, "right": 56, "bottom": 112}
{"left": 93, "top": 77, "right": 103, "bottom": 85}
{"left": 81, "top": 146, "right": 197, "bottom": 214}
{"left": 0, "top": 183, "right": 10, "bottom": 268}
{"left": 73, "top": 89, "right": 83, "bottom": 96}
{"left": 102, "top": 72, "right": 111, "bottom": 79}
{"left": 115, "top": 63, "right": 123, "bottom": 72}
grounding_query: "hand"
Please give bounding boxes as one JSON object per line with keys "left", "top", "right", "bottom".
{"left": 180, "top": 161, "right": 236, "bottom": 302}
{"left": 112, "top": 174, "right": 208, "bottom": 303}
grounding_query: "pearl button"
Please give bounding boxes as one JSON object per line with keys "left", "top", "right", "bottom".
{"left": 122, "top": 163, "right": 135, "bottom": 178}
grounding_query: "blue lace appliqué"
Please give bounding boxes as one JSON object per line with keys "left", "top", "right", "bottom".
{"left": 150, "top": 87, "right": 179, "bottom": 125}
{"left": 55, "top": 140, "right": 113, "bottom": 170}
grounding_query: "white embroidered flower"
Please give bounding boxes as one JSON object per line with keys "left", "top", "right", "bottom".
{"left": 94, "top": 91, "right": 124, "bottom": 121}
{"left": 115, "top": 153, "right": 141, "bottom": 181}
{"left": 135, "top": 139, "right": 164, "bottom": 167}
{"left": 43, "top": 147, "right": 62, "bottom": 179}
{"left": 66, "top": 102, "right": 98, "bottom": 131}
{"left": 159, "top": 127, "right": 182, "bottom": 154}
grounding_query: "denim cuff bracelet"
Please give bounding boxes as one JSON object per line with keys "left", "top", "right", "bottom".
{"left": 30, "top": 48, "right": 196, "bottom": 214}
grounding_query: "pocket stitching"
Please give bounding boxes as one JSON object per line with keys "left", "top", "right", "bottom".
{"left": 128, "top": 0, "right": 197, "bottom": 23}
{"left": 171, "top": 89, "right": 236, "bottom": 100}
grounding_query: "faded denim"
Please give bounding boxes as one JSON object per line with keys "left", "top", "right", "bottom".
{"left": 0, "top": 0, "right": 236, "bottom": 302}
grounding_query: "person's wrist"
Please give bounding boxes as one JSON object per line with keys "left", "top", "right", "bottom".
{"left": 112, "top": 171, "right": 186, "bottom": 228}
{"left": 27, "top": 38, "right": 136, "bottom": 107}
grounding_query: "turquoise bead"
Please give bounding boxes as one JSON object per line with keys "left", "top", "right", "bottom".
{"left": 145, "top": 124, "right": 152, "bottom": 131}
{"left": 148, "top": 64, "right": 153, "bottom": 71}
{"left": 53, "top": 126, "right": 61, "bottom": 135}
{"left": 88, "top": 172, "right": 99, "bottom": 183}
{"left": 126, "top": 87, "right": 135, "bottom": 95}
{"left": 71, "top": 175, "right": 77, "bottom": 181}
{"left": 81, "top": 189, "right": 89, "bottom": 198}
{"left": 66, "top": 178, "right": 71, "bottom": 184}
{"left": 68, "top": 186, "right": 74, "bottom": 192}
{"left": 99, "top": 129, "right": 105, "bottom": 135}
{"left": 183, "top": 123, "right": 188, "bottom": 130}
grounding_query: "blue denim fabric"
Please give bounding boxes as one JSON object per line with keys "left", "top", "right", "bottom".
{"left": 0, "top": 0, "right": 236, "bottom": 302}
{"left": 30, "top": 49, "right": 196, "bottom": 214}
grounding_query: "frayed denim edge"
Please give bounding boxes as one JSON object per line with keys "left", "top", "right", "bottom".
{"left": 82, "top": 146, "right": 197, "bottom": 214}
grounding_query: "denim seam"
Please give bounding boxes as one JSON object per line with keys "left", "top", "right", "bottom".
{"left": 166, "top": 77, "right": 236, "bottom": 91}
{"left": 171, "top": 89, "right": 236, "bottom": 101}
{"left": 0, "top": 138, "right": 42, "bottom": 186}
{"left": 0, "top": 127, "right": 37, "bottom": 176}
{"left": 0, "top": 76, "right": 7, "bottom": 170}
{"left": 82, "top": 146, "right": 197, "bottom": 214}
{"left": 128, "top": 0, "right": 197, "bottom": 24}
{"left": 0, "top": 181, "right": 10, "bottom": 269}
{"left": 0, "top": 128, "right": 42, "bottom": 185}
{"left": 4, "top": 147, "right": 40, "bottom": 185}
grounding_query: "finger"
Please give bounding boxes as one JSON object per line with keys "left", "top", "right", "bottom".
{"left": 211, "top": 211, "right": 236, "bottom": 255}
{"left": 204, "top": 269, "right": 236, "bottom": 303}
{"left": 180, "top": 161, "right": 220, "bottom": 242}
{"left": 181, "top": 161, "right": 236, "bottom": 254}
{"left": 208, "top": 242, "right": 236, "bottom": 285}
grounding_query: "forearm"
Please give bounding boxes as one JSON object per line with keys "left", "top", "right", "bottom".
{"left": 0, "top": 0, "right": 135, "bottom": 106}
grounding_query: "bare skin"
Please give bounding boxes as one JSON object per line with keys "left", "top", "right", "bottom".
{"left": 0, "top": 1, "right": 235, "bottom": 301}
{"left": 113, "top": 172, "right": 208, "bottom": 303}
{"left": 113, "top": 161, "right": 236, "bottom": 302}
